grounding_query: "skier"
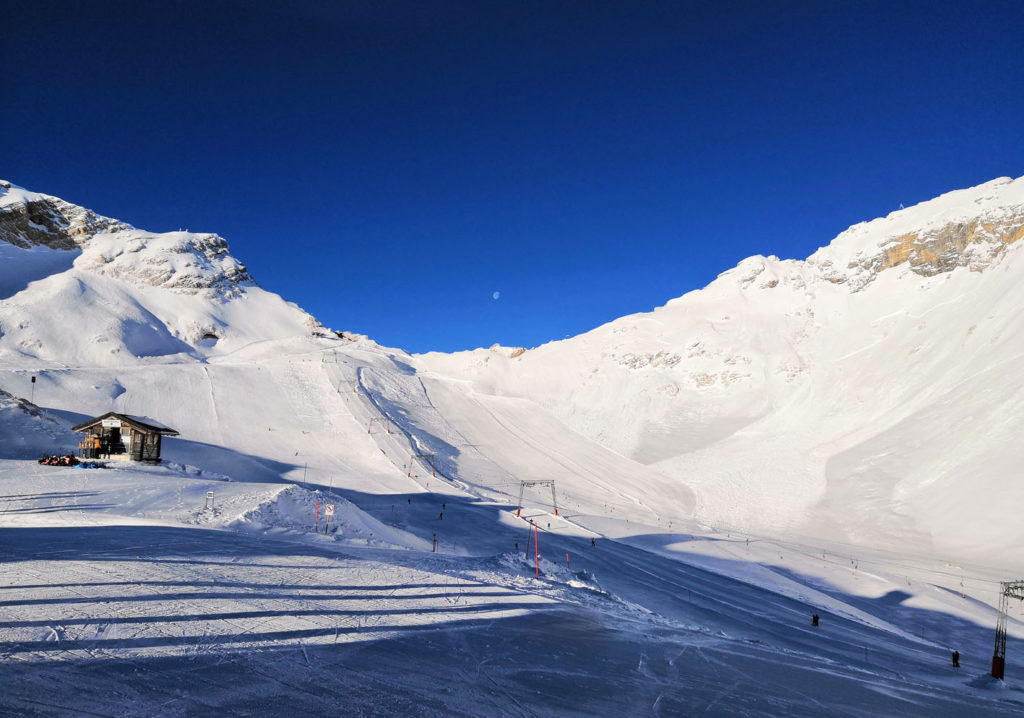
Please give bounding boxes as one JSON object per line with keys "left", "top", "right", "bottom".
{"left": 952, "top": 650, "right": 960, "bottom": 668}
{"left": 811, "top": 614, "right": 820, "bottom": 627}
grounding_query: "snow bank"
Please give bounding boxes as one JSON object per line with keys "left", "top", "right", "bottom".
{"left": 226, "top": 483, "right": 430, "bottom": 550}
{"left": 0, "top": 390, "right": 78, "bottom": 459}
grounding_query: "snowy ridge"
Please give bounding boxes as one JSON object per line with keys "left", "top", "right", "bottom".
{"left": 0, "top": 179, "right": 130, "bottom": 249}
{"left": 808, "top": 176, "right": 1024, "bottom": 289}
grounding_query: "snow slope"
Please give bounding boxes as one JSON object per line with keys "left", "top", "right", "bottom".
{"left": 418, "top": 176, "right": 1024, "bottom": 563}
{"left": 3, "top": 177, "right": 1024, "bottom": 715}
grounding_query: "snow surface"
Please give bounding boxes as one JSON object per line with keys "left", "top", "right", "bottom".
{"left": 3, "top": 177, "right": 1024, "bottom": 715}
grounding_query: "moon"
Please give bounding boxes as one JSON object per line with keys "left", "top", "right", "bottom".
{"left": 492, "top": 291, "right": 500, "bottom": 300}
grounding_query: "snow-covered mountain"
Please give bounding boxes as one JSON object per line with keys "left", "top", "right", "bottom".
{"left": 5, "top": 176, "right": 1024, "bottom": 716}
{"left": 2, "top": 176, "right": 1023, "bottom": 562}
{"left": 418, "top": 176, "right": 1024, "bottom": 558}
{"left": 0, "top": 180, "right": 328, "bottom": 365}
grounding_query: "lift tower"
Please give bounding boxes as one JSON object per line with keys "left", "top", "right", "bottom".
{"left": 409, "top": 452, "right": 435, "bottom": 477}
{"left": 992, "top": 580, "right": 1024, "bottom": 679}
{"left": 516, "top": 480, "right": 559, "bottom": 518}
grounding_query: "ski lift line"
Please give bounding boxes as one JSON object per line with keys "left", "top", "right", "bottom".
{"left": 668, "top": 513, "right": 1016, "bottom": 589}
{"left": 639, "top": 510, "right": 1011, "bottom": 605}
{"left": 466, "top": 387, "right": 653, "bottom": 512}
{"left": 352, "top": 366, "right": 442, "bottom": 481}
{"left": 746, "top": 525, "right": 1014, "bottom": 578}
{"left": 730, "top": 536, "right": 1008, "bottom": 590}
{"left": 721, "top": 541, "right": 1011, "bottom": 604}
{"left": 328, "top": 363, "right": 1006, "bottom": 594}
{"left": 772, "top": 542, "right": 1009, "bottom": 588}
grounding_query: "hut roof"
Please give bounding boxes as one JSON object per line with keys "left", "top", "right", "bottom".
{"left": 71, "top": 412, "right": 180, "bottom": 436}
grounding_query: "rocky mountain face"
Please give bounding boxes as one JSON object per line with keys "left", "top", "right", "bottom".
{"left": 0, "top": 181, "right": 324, "bottom": 364}
{"left": 0, "top": 181, "right": 255, "bottom": 297}
{"left": 808, "top": 176, "right": 1024, "bottom": 288}
{"left": 82, "top": 230, "right": 256, "bottom": 298}
{"left": 0, "top": 179, "right": 129, "bottom": 250}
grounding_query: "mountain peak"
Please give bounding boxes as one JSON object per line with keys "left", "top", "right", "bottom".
{"left": 0, "top": 181, "right": 329, "bottom": 364}
{"left": 807, "top": 175, "right": 1024, "bottom": 290}
{"left": 0, "top": 181, "right": 255, "bottom": 298}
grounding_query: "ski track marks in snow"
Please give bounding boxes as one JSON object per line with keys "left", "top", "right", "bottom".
{"left": 5, "top": 472, "right": 1024, "bottom": 716}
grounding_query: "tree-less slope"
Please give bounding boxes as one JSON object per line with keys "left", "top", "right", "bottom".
{"left": 418, "top": 176, "right": 1024, "bottom": 563}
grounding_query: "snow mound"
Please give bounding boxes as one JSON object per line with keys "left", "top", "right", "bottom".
{"left": 227, "top": 484, "right": 430, "bottom": 550}
{"left": 0, "top": 389, "right": 77, "bottom": 459}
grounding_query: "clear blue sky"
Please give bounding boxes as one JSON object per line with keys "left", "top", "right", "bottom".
{"left": 4, "top": 1, "right": 1023, "bottom": 352}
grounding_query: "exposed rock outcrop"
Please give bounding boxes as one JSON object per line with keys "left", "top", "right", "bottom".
{"left": 0, "top": 180, "right": 130, "bottom": 250}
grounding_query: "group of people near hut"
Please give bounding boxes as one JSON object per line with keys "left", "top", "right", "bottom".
{"left": 37, "top": 454, "right": 80, "bottom": 466}
{"left": 77, "top": 432, "right": 129, "bottom": 459}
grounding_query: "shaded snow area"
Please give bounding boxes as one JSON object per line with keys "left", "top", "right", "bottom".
{"left": 4, "top": 458, "right": 1024, "bottom": 717}
{"left": 3, "top": 177, "right": 1024, "bottom": 715}
{"left": 0, "top": 389, "right": 79, "bottom": 459}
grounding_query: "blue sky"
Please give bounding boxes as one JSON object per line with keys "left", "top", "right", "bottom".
{"left": 4, "top": 1, "right": 1023, "bottom": 352}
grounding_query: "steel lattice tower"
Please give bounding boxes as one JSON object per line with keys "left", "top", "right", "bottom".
{"left": 992, "top": 580, "right": 1024, "bottom": 679}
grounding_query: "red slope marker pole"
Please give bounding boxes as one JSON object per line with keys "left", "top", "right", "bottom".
{"left": 314, "top": 501, "right": 320, "bottom": 531}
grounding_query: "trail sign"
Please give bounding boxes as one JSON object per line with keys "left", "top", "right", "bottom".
{"left": 325, "top": 504, "right": 335, "bottom": 517}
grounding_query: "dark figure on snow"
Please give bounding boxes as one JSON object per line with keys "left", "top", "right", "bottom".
{"left": 811, "top": 614, "right": 820, "bottom": 627}
{"left": 591, "top": 538, "right": 596, "bottom": 547}
{"left": 952, "top": 650, "right": 960, "bottom": 668}
{"left": 439, "top": 512, "right": 443, "bottom": 520}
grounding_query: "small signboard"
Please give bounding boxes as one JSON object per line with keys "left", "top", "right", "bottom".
{"left": 101, "top": 418, "right": 122, "bottom": 428}
{"left": 324, "top": 504, "right": 335, "bottom": 517}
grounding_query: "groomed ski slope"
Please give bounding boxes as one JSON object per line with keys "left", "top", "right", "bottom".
{"left": 2, "top": 460, "right": 1022, "bottom": 716}
{"left": 3, "top": 337, "right": 1024, "bottom": 716}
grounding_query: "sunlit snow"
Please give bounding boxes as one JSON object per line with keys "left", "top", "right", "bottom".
{"left": 2, "top": 178, "right": 1024, "bottom": 716}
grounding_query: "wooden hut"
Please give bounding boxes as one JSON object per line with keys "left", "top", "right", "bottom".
{"left": 71, "top": 412, "right": 179, "bottom": 463}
